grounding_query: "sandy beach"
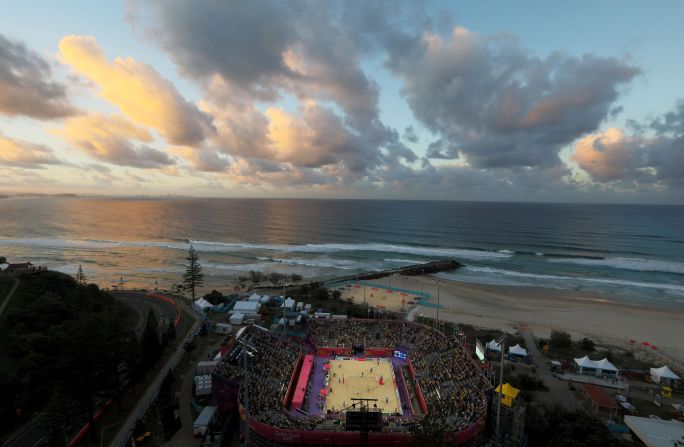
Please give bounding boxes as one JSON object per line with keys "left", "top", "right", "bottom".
{"left": 363, "top": 274, "right": 684, "bottom": 365}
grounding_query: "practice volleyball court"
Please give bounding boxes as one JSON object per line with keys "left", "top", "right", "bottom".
{"left": 324, "top": 357, "right": 402, "bottom": 415}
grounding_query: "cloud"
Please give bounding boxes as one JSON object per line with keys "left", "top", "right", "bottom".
{"left": 59, "top": 113, "right": 175, "bottom": 168}
{"left": 59, "top": 35, "right": 212, "bottom": 145}
{"left": 0, "top": 34, "right": 75, "bottom": 119}
{"left": 0, "top": 132, "right": 62, "bottom": 168}
{"left": 168, "top": 145, "right": 230, "bottom": 173}
{"left": 385, "top": 27, "right": 639, "bottom": 169}
{"left": 571, "top": 101, "right": 684, "bottom": 187}
{"left": 130, "top": 1, "right": 415, "bottom": 178}
{"left": 572, "top": 128, "right": 645, "bottom": 182}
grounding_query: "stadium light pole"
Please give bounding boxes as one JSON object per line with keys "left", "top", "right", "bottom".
{"left": 495, "top": 334, "right": 506, "bottom": 446}
{"left": 240, "top": 339, "right": 257, "bottom": 447}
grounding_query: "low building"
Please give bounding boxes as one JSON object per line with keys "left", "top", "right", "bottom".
{"left": 624, "top": 415, "right": 684, "bottom": 447}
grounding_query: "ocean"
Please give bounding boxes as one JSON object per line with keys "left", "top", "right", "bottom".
{"left": 1, "top": 197, "right": 683, "bottom": 308}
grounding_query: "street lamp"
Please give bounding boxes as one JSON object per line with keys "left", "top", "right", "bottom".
{"left": 430, "top": 279, "right": 443, "bottom": 330}
{"left": 239, "top": 339, "right": 258, "bottom": 447}
{"left": 495, "top": 334, "right": 506, "bottom": 446}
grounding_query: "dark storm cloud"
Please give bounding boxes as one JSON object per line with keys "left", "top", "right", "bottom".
{"left": 0, "top": 34, "right": 76, "bottom": 119}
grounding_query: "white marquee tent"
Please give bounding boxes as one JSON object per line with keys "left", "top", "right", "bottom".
{"left": 650, "top": 365, "right": 680, "bottom": 384}
{"left": 282, "top": 297, "right": 296, "bottom": 311}
{"left": 193, "top": 297, "right": 213, "bottom": 313}
{"left": 574, "top": 356, "right": 619, "bottom": 376}
{"left": 508, "top": 344, "right": 528, "bottom": 357}
{"left": 247, "top": 293, "right": 262, "bottom": 302}
{"left": 486, "top": 339, "right": 502, "bottom": 352}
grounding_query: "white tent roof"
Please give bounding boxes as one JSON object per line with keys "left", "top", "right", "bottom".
{"left": 574, "top": 355, "right": 597, "bottom": 369}
{"left": 574, "top": 356, "right": 618, "bottom": 372}
{"left": 195, "top": 297, "right": 213, "bottom": 309}
{"left": 650, "top": 365, "right": 680, "bottom": 380}
{"left": 232, "top": 301, "right": 259, "bottom": 313}
{"left": 486, "top": 339, "right": 501, "bottom": 352}
{"left": 597, "top": 358, "right": 618, "bottom": 372}
{"left": 508, "top": 344, "right": 528, "bottom": 356}
{"left": 247, "top": 293, "right": 262, "bottom": 302}
{"left": 283, "top": 297, "right": 296, "bottom": 308}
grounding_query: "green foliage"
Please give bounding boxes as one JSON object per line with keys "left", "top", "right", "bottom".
{"left": 2, "top": 271, "right": 137, "bottom": 436}
{"left": 580, "top": 337, "right": 596, "bottom": 351}
{"left": 526, "top": 402, "right": 637, "bottom": 446}
{"left": 312, "top": 287, "right": 329, "bottom": 301}
{"left": 550, "top": 330, "right": 572, "bottom": 349}
{"left": 331, "top": 290, "right": 342, "bottom": 300}
{"left": 157, "top": 371, "right": 181, "bottom": 439}
{"left": 204, "top": 289, "right": 224, "bottom": 305}
{"left": 182, "top": 245, "right": 204, "bottom": 300}
{"left": 141, "top": 310, "right": 161, "bottom": 369}
{"left": 0, "top": 256, "right": 6, "bottom": 264}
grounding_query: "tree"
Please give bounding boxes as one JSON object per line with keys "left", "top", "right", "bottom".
{"left": 0, "top": 256, "right": 6, "bottom": 264}
{"left": 580, "top": 337, "right": 596, "bottom": 351}
{"left": 550, "top": 330, "right": 572, "bottom": 349}
{"left": 313, "top": 287, "right": 329, "bottom": 301}
{"left": 204, "top": 290, "right": 224, "bottom": 305}
{"left": 331, "top": 290, "right": 342, "bottom": 300}
{"left": 140, "top": 310, "right": 161, "bottom": 369}
{"left": 75, "top": 264, "right": 87, "bottom": 286}
{"left": 182, "top": 245, "right": 204, "bottom": 301}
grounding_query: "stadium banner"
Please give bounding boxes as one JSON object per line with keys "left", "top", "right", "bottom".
{"left": 395, "top": 366, "right": 413, "bottom": 416}
{"left": 406, "top": 356, "right": 416, "bottom": 378}
{"left": 283, "top": 351, "right": 303, "bottom": 407}
{"left": 414, "top": 382, "right": 428, "bottom": 414}
{"left": 318, "top": 347, "right": 352, "bottom": 356}
{"left": 365, "top": 347, "right": 392, "bottom": 356}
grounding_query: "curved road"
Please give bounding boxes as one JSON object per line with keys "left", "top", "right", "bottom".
{"left": 113, "top": 291, "right": 178, "bottom": 336}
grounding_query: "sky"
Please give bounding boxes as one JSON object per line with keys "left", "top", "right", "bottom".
{"left": 1, "top": 0, "right": 684, "bottom": 203}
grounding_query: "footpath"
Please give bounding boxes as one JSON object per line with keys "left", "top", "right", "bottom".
{"left": 519, "top": 323, "right": 579, "bottom": 408}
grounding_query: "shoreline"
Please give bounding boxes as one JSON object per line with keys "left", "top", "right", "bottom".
{"left": 363, "top": 274, "right": 684, "bottom": 365}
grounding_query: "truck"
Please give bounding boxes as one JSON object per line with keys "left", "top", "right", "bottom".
{"left": 193, "top": 406, "right": 218, "bottom": 437}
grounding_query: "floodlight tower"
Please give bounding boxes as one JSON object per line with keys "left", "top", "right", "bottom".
{"left": 239, "top": 338, "right": 258, "bottom": 447}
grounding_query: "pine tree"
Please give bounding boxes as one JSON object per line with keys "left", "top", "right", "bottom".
{"left": 182, "top": 245, "right": 204, "bottom": 301}
{"left": 75, "top": 264, "right": 87, "bottom": 286}
{"left": 141, "top": 310, "right": 161, "bottom": 368}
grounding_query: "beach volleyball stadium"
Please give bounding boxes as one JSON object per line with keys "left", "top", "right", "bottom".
{"left": 212, "top": 319, "right": 491, "bottom": 446}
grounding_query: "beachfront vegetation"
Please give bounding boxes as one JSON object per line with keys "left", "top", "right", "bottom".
{"left": 204, "top": 289, "right": 224, "bottom": 305}
{"left": 182, "top": 245, "right": 204, "bottom": 300}
{"left": 550, "top": 330, "right": 572, "bottom": 349}
{"left": 0, "top": 270, "right": 174, "bottom": 443}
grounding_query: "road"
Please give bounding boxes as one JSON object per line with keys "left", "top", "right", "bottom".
{"left": 519, "top": 323, "right": 579, "bottom": 408}
{"left": 113, "top": 291, "right": 178, "bottom": 336}
{"left": 0, "top": 277, "right": 20, "bottom": 319}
